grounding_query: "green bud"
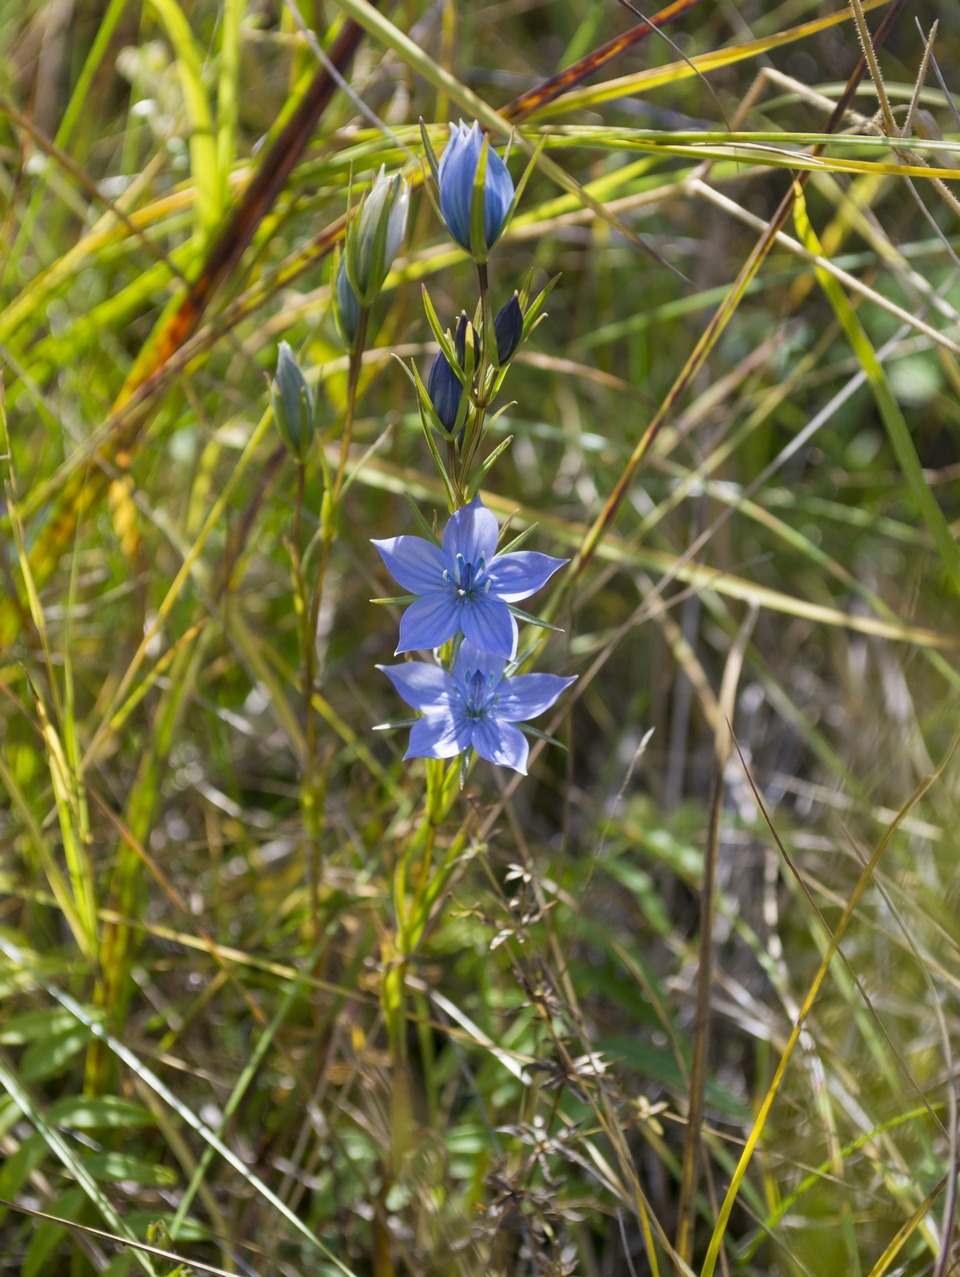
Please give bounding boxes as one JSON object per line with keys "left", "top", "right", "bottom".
{"left": 270, "top": 341, "right": 315, "bottom": 462}
{"left": 345, "top": 167, "right": 409, "bottom": 307}
{"left": 333, "top": 255, "right": 362, "bottom": 350}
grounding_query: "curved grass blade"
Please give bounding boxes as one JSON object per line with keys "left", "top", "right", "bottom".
{"left": 0, "top": 935, "right": 360, "bottom": 1277}
{"left": 0, "top": 1051, "right": 159, "bottom": 1276}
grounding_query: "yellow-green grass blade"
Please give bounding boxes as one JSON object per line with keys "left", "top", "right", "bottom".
{"left": 147, "top": 0, "right": 219, "bottom": 242}
{"left": 794, "top": 182, "right": 960, "bottom": 593}
{"left": 528, "top": 0, "right": 893, "bottom": 120}
{"left": 215, "top": 0, "right": 242, "bottom": 219}
{"left": 0, "top": 753, "right": 88, "bottom": 954}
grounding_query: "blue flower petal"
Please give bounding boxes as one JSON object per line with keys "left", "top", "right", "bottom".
{"left": 495, "top": 673, "right": 577, "bottom": 722}
{"left": 438, "top": 124, "right": 477, "bottom": 249}
{"left": 373, "top": 535, "right": 445, "bottom": 594}
{"left": 472, "top": 717, "right": 529, "bottom": 774}
{"left": 486, "top": 550, "right": 567, "bottom": 602}
{"left": 396, "top": 593, "right": 461, "bottom": 653}
{"left": 442, "top": 495, "right": 499, "bottom": 568}
{"left": 406, "top": 711, "right": 470, "bottom": 761}
{"left": 481, "top": 145, "right": 514, "bottom": 248}
{"left": 378, "top": 661, "right": 454, "bottom": 713}
{"left": 460, "top": 593, "right": 517, "bottom": 661}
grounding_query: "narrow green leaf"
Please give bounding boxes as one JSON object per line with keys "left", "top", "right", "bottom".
{"left": 794, "top": 183, "right": 960, "bottom": 593}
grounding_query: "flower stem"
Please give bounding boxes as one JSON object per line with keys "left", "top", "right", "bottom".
{"left": 299, "top": 305, "right": 370, "bottom": 936}
{"left": 457, "top": 261, "right": 494, "bottom": 487}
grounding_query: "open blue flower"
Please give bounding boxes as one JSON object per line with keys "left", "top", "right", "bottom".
{"left": 379, "top": 641, "right": 575, "bottom": 774}
{"left": 438, "top": 121, "right": 514, "bottom": 256}
{"left": 373, "top": 496, "right": 566, "bottom": 660}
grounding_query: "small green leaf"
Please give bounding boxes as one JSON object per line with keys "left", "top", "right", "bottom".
{"left": 48, "top": 1096, "right": 157, "bottom": 1131}
{"left": 22, "top": 1027, "right": 90, "bottom": 1082}
{"left": 84, "top": 1152, "right": 178, "bottom": 1186}
{"left": 0, "top": 1007, "right": 98, "bottom": 1046}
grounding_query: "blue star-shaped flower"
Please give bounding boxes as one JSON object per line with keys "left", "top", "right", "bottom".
{"left": 373, "top": 496, "right": 566, "bottom": 659}
{"left": 379, "top": 642, "right": 575, "bottom": 775}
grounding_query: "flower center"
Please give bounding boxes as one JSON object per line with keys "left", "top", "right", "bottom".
{"left": 444, "top": 552, "right": 489, "bottom": 602}
{"left": 460, "top": 668, "right": 497, "bottom": 721}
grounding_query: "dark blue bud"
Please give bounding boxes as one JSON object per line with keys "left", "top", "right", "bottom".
{"left": 454, "top": 311, "right": 468, "bottom": 366}
{"left": 427, "top": 350, "right": 462, "bottom": 434}
{"left": 494, "top": 294, "right": 523, "bottom": 364}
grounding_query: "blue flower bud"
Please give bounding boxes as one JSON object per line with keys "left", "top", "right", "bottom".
{"left": 438, "top": 121, "right": 514, "bottom": 258}
{"left": 346, "top": 167, "right": 409, "bottom": 305}
{"left": 494, "top": 293, "right": 523, "bottom": 364}
{"left": 427, "top": 351, "right": 462, "bottom": 435}
{"left": 335, "top": 258, "right": 362, "bottom": 348}
{"left": 427, "top": 311, "right": 479, "bottom": 437}
{"left": 270, "top": 342, "right": 315, "bottom": 461}
{"left": 454, "top": 310, "right": 477, "bottom": 370}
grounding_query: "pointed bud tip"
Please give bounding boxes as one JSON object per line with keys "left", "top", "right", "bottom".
{"left": 494, "top": 294, "right": 524, "bottom": 363}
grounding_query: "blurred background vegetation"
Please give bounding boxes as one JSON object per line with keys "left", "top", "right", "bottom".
{"left": 2, "top": 0, "right": 960, "bottom": 1273}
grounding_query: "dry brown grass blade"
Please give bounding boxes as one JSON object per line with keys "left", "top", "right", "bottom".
{"left": 504, "top": 0, "right": 706, "bottom": 120}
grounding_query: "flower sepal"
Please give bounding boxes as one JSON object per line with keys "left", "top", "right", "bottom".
{"left": 464, "top": 430, "right": 515, "bottom": 503}
{"left": 504, "top": 602, "right": 564, "bottom": 633}
{"left": 370, "top": 593, "right": 418, "bottom": 606}
{"left": 333, "top": 253, "right": 363, "bottom": 350}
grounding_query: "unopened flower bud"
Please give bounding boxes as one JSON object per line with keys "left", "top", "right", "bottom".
{"left": 270, "top": 342, "right": 315, "bottom": 462}
{"left": 494, "top": 293, "right": 523, "bottom": 364}
{"left": 335, "top": 258, "right": 362, "bottom": 348}
{"left": 437, "top": 121, "right": 514, "bottom": 260}
{"left": 346, "top": 167, "right": 409, "bottom": 305}
{"left": 427, "top": 351, "right": 462, "bottom": 434}
{"left": 427, "top": 313, "right": 476, "bottom": 436}
{"left": 454, "top": 311, "right": 477, "bottom": 372}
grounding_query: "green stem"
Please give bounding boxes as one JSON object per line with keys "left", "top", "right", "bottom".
{"left": 457, "top": 261, "right": 494, "bottom": 487}
{"left": 300, "top": 307, "right": 370, "bottom": 935}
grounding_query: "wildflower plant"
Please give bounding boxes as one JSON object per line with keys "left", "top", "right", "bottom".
{"left": 372, "top": 120, "right": 574, "bottom": 783}
{"left": 267, "top": 125, "right": 575, "bottom": 1080}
